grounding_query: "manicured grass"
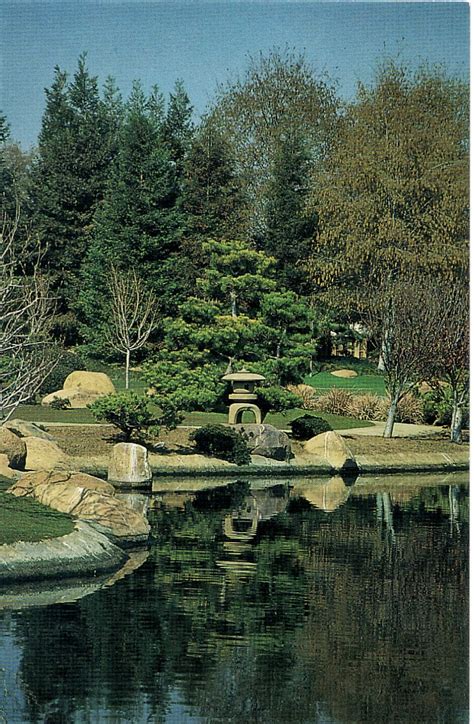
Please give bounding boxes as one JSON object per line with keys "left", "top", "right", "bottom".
{"left": 183, "top": 409, "right": 373, "bottom": 430}
{"left": 305, "top": 371, "right": 386, "bottom": 396}
{"left": 0, "top": 491, "right": 74, "bottom": 545}
{"left": 13, "top": 405, "right": 373, "bottom": 430}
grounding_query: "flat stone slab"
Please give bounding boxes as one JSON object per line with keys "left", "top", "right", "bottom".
{"left": 0, "top": 521, "right": 127, "bottom": 583}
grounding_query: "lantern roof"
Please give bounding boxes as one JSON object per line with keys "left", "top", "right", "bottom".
{"left": 222, "top": 368, "right": 266, "bottom": 382}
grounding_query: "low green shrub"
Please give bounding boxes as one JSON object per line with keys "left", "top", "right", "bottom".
{"left": 190, "top": 424, "right": 251, "bottom": 465}
{"left": 88, "top": 392, "right": 181, "bottom": 441}
{"left": 49, "top": 397, "right": 71, "bottom": 410}
{"left": 290, "top": 414, "right": 332, "bottom": 440}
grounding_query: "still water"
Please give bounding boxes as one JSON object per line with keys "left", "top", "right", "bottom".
{"left": 0, "top": 475, "right": 468, "bottom": 724}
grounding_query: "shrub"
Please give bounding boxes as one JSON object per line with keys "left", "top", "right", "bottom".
{"left": 49, "top": 397, "right": 71, "bottom": 410}
{"left": 190, "top": 424, "right": 251, "bottom": 465}
{"left": 256, "top": 386, "right": 300, "bottom": 420}
{"left": 286, "top": 384, "right": 318, "bottom": 410}
{"left": 40, "top": 350, "right": 86, "bottom": 395}
{"left": 88, "top": 392, "right": 182, "bottom": 441}
{"left": 290, "top": 414, "right": 332, "bottom": 440}
{"left": 313, "top": 388, "right": 353, "bottom": 417}
{"left": 348, "top": 393, "right": 382, "bottom": 421}
{"left": 422, "top": 387, "right": 469, "bottom": 427}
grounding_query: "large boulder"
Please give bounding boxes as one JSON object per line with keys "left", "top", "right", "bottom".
{"left": 24, "top": 437, "right": 69, "bottom": 471}
{"left": 0, "top": 453, "right": 21, "bottom": 481}
{"left": 9, "top": 470, "right": 150, "bottom": 547}
{"left": 42, "top": 370, "right": 116, "bottom": 409}
{"left": 304, "top": 431, "right": 358, "bottom": 472}
{"left": 108, "top": 443, "right": 152, "bottom": 486}
{"left": 4, "top": 419, "right": 54, "bottom": 441}
{"left": 233, "top": 424, "right": 292, "bottom": 462}
{"left": 0, "top": 426, "right": 27, "bottom": 470}
{"left": 12, "top": 470, "right": 116, "bottom": 497}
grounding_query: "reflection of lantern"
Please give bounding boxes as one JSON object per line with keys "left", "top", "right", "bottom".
{"left": 221, "top": 368, "right": 266, "bottom": 424}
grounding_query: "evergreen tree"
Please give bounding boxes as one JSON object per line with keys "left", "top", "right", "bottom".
{"left": 162, "top": 79, "right": 194, "bottom": 186}
{"left": 263, "top": 133, "right": 317, "bottom": 294}
{"left": 182, "top": 123, "right": 246, "bottom": 241}
{"left": 30, "top": 56, "right": 115, "bottom": 341}
{"left": 79, "top": 82, "right": 183, "bottom": 353}
{"left": 0, "top": 112, "right": 15, "bottom": 213}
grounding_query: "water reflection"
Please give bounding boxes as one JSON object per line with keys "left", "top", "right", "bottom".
{"left": 0, "top": 475, "right": 468, "bottom": 723}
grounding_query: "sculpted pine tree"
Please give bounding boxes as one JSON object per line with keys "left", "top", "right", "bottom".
{"left": 103, "top": 266, "right": 157, "bottom": 390}
{"left": 308, "top": 62, "right": 469, "bottom": 313}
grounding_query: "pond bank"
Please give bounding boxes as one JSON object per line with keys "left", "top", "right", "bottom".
{"left": 0, "top": 520, "right": 127, "bottom": 583}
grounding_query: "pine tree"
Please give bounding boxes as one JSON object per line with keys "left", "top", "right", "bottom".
{"left": 79, "top": 82, "right": 183, "bottom": 353}
{"left": 263, "top": 133, "right": 317, "bottom": 294}
{"left": 30, "top": 56, "right": 115, "bottom": 341}
{"left": 182, "top": 122, "right": 246, "bottom": 241}
{"left": 163, "top": 80, "right": 194, "bottom": 187}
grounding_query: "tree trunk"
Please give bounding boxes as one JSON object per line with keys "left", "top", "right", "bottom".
{"left": 383, "top": 389, "right": 401, "bottom": 438}
{"left": 450, "top": 394, "right": 463, "bottom": 443}
{"left": 230, "top": 291, "right": 237, "bottom": 318}
{"left": 125, "top": 349, "right": 130, "bottom": 390}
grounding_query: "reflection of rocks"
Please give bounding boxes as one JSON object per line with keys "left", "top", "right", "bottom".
{"left": 234, "top": 423, "right": 292, "bottom": 461}
{"left": 0, "top": 545, "right": 149, "bottom": 608}
{"left": 304, "top": 431, "right": 358, "bottom": 472}
{"left": 292, "top": 476, "right": 352, "bottom": 512}
{"left": 108, "top": 443, "right": 152, "bottom": 486}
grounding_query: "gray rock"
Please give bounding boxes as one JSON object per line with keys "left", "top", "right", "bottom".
{"left": 233, "top": 423, "right": 292, "bottom": 462}
{"left": 108, "top": 443, "right": 152, "bottom": 486}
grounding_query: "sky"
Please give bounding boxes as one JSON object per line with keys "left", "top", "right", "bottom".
{"left": 0, "top": 1, "right": 469, "bottom": 148}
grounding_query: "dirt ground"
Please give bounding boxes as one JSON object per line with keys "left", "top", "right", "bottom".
{"left": 48, "top": 424, "right": 467, "bottom": 460}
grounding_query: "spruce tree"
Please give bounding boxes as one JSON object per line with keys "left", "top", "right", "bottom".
{"left": 79, "top": 82, "right": 183, "bottom": 354}
{"left": 163, "top": 79, "right": 194, "bottom": 187}
{"left": 30, "top": 56, "right": 115, "bottom": 341}
{"left": 263, "top": 133, "right": 317, "bottom": 294}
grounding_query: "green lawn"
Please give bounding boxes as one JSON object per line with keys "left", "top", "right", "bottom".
{"left": 0, "top": 489, "right": 74, "bottom": 545}
{"left": 305, "top": 371, "right": 386, "bottom": 396}
{"left": 13, "top": 405, "right": 373, "bottom": 430}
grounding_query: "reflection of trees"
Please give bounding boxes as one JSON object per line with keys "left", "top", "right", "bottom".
{"left": 9, "top": 483, "right": 468, "bottom": 724}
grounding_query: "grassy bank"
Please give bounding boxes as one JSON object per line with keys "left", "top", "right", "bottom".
{"left": 0, "top": 485, "right": 74, "bottom": 545}
{"left": 305, "top": 371, "right": 386, "bottom": 396}
{"left": 13, "top": 405, "right": 373, "bottom": 430}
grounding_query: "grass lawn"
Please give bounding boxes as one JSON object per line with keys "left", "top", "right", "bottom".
{"left": 305, "top": 371, "right": 386, "bottom": 396}
{"left": 0, "top": 487, "right": 74, "bottom": 545}
{"left": 13, "top": 405, "right": 373, "bottom": 430}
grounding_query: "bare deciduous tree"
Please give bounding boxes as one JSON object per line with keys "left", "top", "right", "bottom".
{"left": 363, "top": 271, "right": 444, "bottom": 438}
{"left": 429, "top": 276, "right": 469, "bottom": 443}
{"left": 0, "top": 208, "right": 56, "bottom": 422}
{"left": 103, "top": 266, "right": 158, "bottom": 389}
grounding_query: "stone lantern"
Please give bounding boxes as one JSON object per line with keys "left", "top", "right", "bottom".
{"left": 221, "top": 368, "right": 265, "bottom": 424}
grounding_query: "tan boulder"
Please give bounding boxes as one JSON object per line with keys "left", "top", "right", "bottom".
{"left": 24, "top": 437, "right": 69, "bottom": 471}
{"left": 330, "top": 369, "right": 358, "bottom": 378}
{"left": 0, "top": 453, "right": 21, "bottom": 481}
{"left": 63, "top": 371, "right": 115, "bottom": 395}
{"left": 42, "top": 388, "right": 101, "bottom": 409}
{"left": 4, "top": 419, "right": 54, "bottom": 441}
{"left": 9, "top": 470, "right": 150, "bottom": 546}
{"left": 304, "top": 431, "right": 358, "bottom": 472}
{"left": 108, "top": 443, "right": 152, "bottom": 486}
{"left": 0, "top": 426, "right": 27, "bottom": 470}
{"left": 42, "top": 370, "right": 116, "bottom": 408}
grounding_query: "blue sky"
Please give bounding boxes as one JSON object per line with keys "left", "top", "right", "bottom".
{"left": 0, "top": 1, "right": 469, "bottom": 148}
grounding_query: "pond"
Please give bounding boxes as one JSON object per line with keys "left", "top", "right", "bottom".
{"left": 0, "top": 474, "right": 468, "bottom": 723}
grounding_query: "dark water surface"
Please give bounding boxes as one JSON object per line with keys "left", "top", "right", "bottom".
{"left": 0, "top": 476, "right": 468, "bottom": 724}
